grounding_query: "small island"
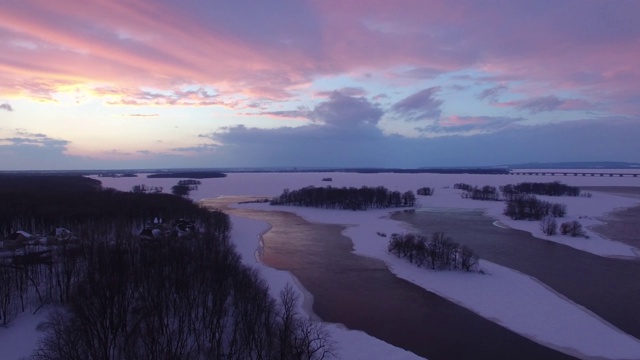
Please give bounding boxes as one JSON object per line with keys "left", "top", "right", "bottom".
{"left": 270, "top": 185, "right": 416, "bottom": 210}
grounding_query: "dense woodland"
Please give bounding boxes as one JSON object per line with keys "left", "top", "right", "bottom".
{"left": 0, "top": 175, "right": 332, "bottom": 360}
{"left": 271, "top": 186, "right": 416, "bottom": 210}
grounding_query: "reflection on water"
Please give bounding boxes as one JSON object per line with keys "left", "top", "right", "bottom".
{"left": 393, "top": 208, "right": 640, "bottom": 342}
{"left": 203, "top": 198, "right": 576, "bottom": 360}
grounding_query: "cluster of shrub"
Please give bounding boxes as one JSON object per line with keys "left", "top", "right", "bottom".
{"left": 500, "top": 182, "right": 580, "bottom": 197}
{"left": 416, "top": 187, "right": 434, "bottom": 196}
{"left": 503, "top": 195, "right": 567, "bottom": 221}
{"left": 132, "top": 180, "right": 202, "bottom": 197}
{"left": 171, "top": 179, "right": 202, "bottom": 197}
{"left": 454, "top": 181, "right": 591, "bottom": 238}
{"left": 98, "top": 172, "right": 137, "bottom": 178}
{"left": 454, "top": 183, "right": 500, "bottom": 201}
{"left": 540, "top": 217, "right": 587, "bottom": 237}
{"left": 454, "top": 181, "right": 581, "bottom": 202}
{"left": 131, "top": 184, "right": 164, "bottom": 193}
{"left": 500, "top": 183, "right": 572, "bottom": 221}
{"left": 388, "top": 232, "right": 478, "bottom": 272}
{"left": 271, "top": 186, "right": 416, "bottom": 210}
{"left": 0, "top": 175, "right": 332, "bottom": 360}
{"left": 454, "top": 181, "right": 571, "bottom": 221}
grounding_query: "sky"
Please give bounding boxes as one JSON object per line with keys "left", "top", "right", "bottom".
{"left": 1, "top": 0, "right": 639, "bottom": 170}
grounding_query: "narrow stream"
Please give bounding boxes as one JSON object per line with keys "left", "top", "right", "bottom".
{"left": 211, "top": 199, "right": 577, "bottom": 360}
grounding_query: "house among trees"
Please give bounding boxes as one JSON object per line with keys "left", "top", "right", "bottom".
{"left": 139, "top": 218, "right": 197, "bottom": 240}
{"left": 51, "top": 228, "right": 73, "bottom": 241}
{"left": 2, "top": 230, "right": 33, "bottom": 250}
{"left": 169, "top": 219, "right": 196, "bottom": 238}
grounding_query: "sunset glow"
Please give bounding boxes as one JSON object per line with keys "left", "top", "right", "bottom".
{"left": 1, "top": 0, "right": 639, "bottom": 170}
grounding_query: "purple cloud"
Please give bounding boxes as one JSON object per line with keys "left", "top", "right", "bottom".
{"left": 497, "top": 95, "right": 594, "bottom": 114}
{"left": 517, "top": 96, "right": 565, "bottom": 113}
{"left": 199, "top": 116, "right": 640, "bottom": 168}
{"left": 477, "top": 85, "right": 508, "bottom": 103}
{"left": 171, "top": 144, "right": 219, "bottom": 153}
{"left": 247, "top": 109, "right": 312, "bottom": 119}
{"left": 310, "top": 91, "right": 383, "bottom": 128}
{"left": 100, "top": 87, "right": 225, "bottom": 107}
{"left": 391, "top": 87, "right": 443, "bottom": 121}
{"left": 417, "top": 115, "right": 522, "bottom": 135}
{"left": 0, "top": 103, "right": 13, "bottom": 111}
{"left": 1, "top": 131, "right": 70, "bottom": 148}
{"left": 316, "top": 87, "right": 368, "bottom": 98}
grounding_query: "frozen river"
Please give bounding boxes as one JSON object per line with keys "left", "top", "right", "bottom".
{"left": 221, "top": 202, "right": 576, "bottom": 360}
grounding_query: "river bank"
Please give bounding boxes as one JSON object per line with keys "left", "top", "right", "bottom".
{"left": 203, "top": 196, "right": 424, "bottom": 360}
{"left": 230, "top": 199, "right": 640, "bottom": 360}
{"left": 582, "top": 186, "right": 640, "bottom": 249}
{"left": 94, "top": 173, "right": 640, "bottom": 359}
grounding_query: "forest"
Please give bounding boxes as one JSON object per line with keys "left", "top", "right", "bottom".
{"left": 270, "top": 186, "right": 416, "bottom": 210}
{"left": 0, "top": 175, "right": 332, "bottom": 360}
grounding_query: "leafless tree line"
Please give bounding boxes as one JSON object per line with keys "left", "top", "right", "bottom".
{"left": 31, "top": 215, "right": 333, "bottom": 360}
{"left": 0, "top": 175, "right": 332, "bottom": 360}
{"left": 416, "top": 187, "right": 434, "bottom": 196}
{"left": 271, "top": 186, "right": 416, "bottom": 210}
{"left": 388, "top": 232, "right": 478, "bottom": 272}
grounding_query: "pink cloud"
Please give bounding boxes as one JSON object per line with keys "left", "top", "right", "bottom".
{"left": 0, "top": 0, "right": 638, "bottom": 117}
{"left": 0, "top": 1, "right": 316, "bottom": 99}
{"left": 93, "top": 87, "right": 242, "bottom": 108}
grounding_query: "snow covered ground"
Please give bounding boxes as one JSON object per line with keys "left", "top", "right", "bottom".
{"left": 96, "top": 171, "right": 640, "bottom": 258}
{"left": 0, "top": 309, "right": 48, "bottom": 360}
{"left": 234, "top": 202, "right": 640, "bottom": 359}
{"left": 95, "top": 171, "right": 640, "bottom": 359}
{"left": 229, "top": 214, "right": 423, "bottom": 360}
{"left": 2, "top": 171, "right": 640, "bottom": 359}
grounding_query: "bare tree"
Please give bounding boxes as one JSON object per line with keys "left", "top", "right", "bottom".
{"left": 277, "top": 284, "right": 334, "bottom": 360}
{"left": 540, "top": 216, "right": 558, "bottom": 236}
{"left": 560, "top": 221, "right": 586, "bottom": 237}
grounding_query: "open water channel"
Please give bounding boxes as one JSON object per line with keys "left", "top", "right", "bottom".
{"left": 391, "top": 207, "right": 640, "bottom": 342}
{"left": 215, "top": 199, "right": 578, "bottom": 360}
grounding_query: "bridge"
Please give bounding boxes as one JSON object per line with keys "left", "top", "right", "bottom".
{"left": 509, "top": 171, "right": 640, "bottom": 177}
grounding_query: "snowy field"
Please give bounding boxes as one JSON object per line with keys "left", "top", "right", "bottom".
{"left": 97, "top": 171, "right": 640, "bottom": 259}
{"left": 2, "top": 171, "right": 640, "bottom": 359}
